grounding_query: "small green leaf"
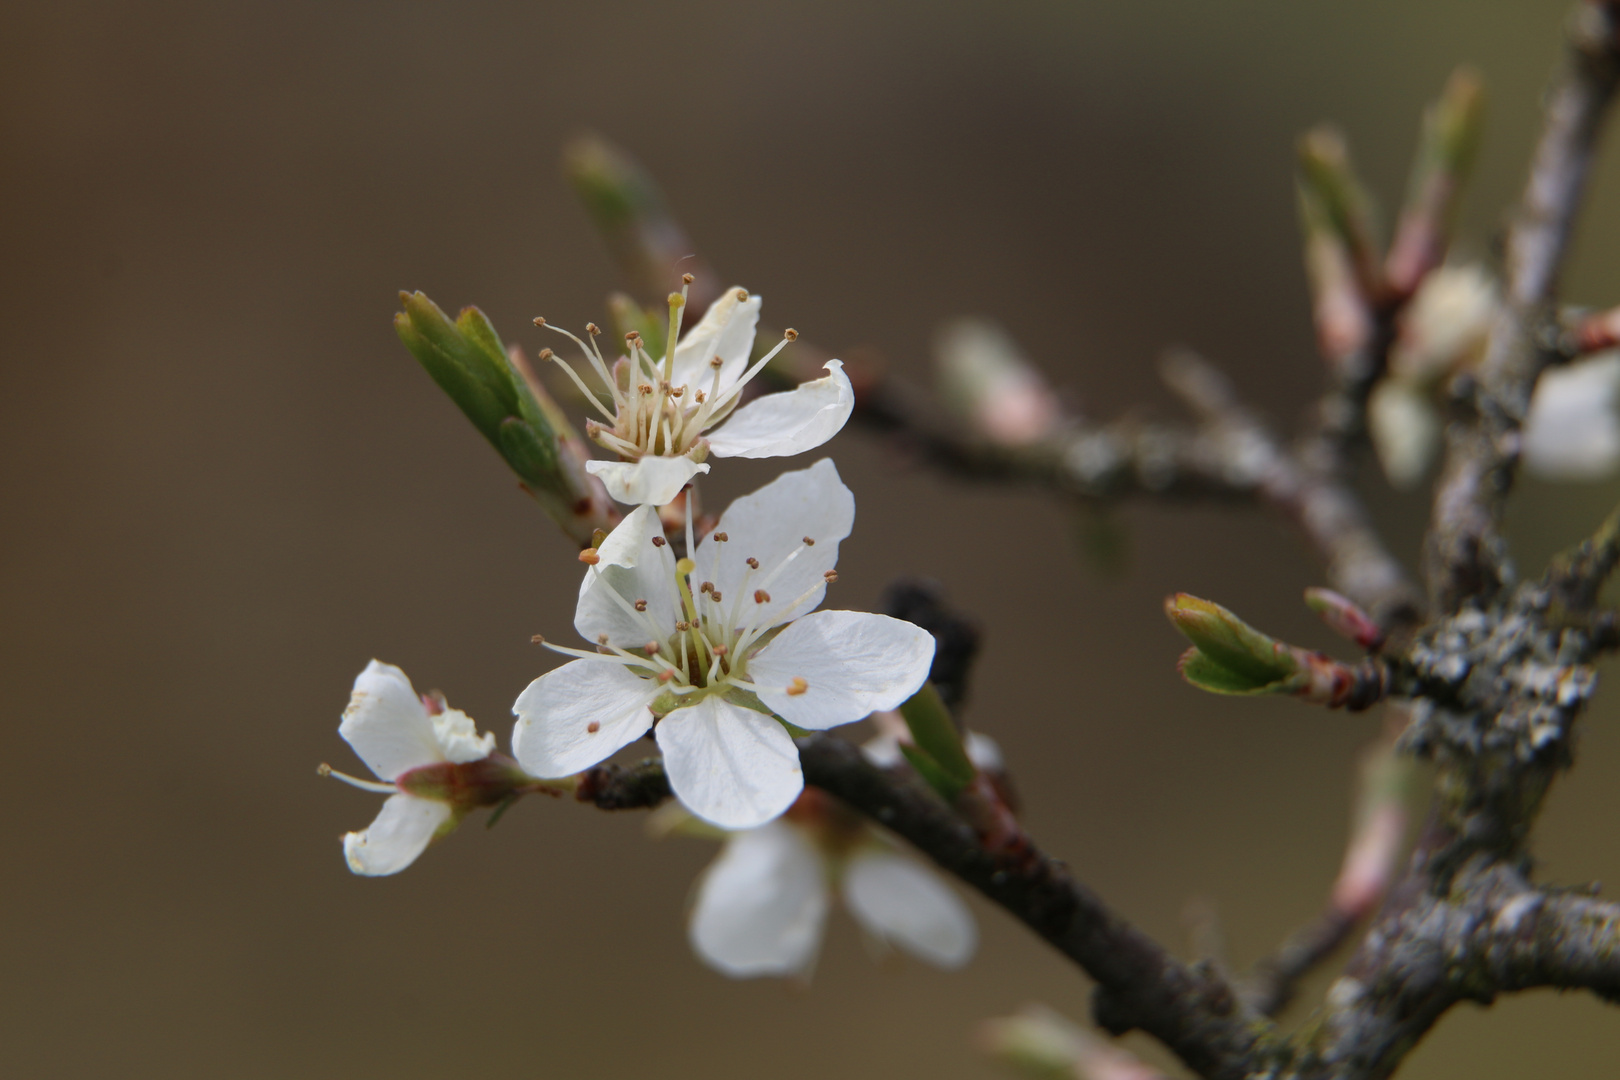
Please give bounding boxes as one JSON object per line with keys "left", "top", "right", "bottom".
{"left": 899, "top": 742, "right": 969, "bottom": 801}
{"left": 1164, "top": 594, "right": 1298, "bottom": 685}
{"left": 1178, "top": 648, "right": 1303, "bottom": 696}
{"left": 898, "top": 683, "right": 975, "bottom": 793}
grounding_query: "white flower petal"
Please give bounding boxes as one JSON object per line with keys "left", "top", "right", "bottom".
{"left": 430, "top": 708, "right": 496, "bottom": 764}
{"left": 1368, "top": 380, "right": 1441, "bottom": 490}
{"left": 342, "top": 794, "right": 453, "bottom": 877}
{"left": 749, "top": 610, "right": 935, "bottom": 731}
{"left": 692, "top": 458, "right": 853, "bottom": 629}
{"left": 512, "top": 660, "right": 658, "bottom": 778}
{"left": 964, "top": 730, "right": 1003, "bottom": 771}
{"left": 670, "top": 287, "right": 762, "bottom": 394}
{"left": 338, "top": 660, "right": 443, "bottom": 781}
{"left": 655, "top": 695, "right": 803, "bottom": 829}
{"left": 706, "top": 361, "right": 855, "bottom": 459}
{"left": 842, "top": 848, "right": 976, "bottom": 969}
{"left": 1523, "top": 353, "right": 1620, "bottom": 480}
{"left": 585, "top": 456, "right": 710, "bottom": 507}
{"left": 688, "top": 821, "right": 829, "bottom": 978}
{"left": 575, "top": 504, "right": 681, "bottom": 649}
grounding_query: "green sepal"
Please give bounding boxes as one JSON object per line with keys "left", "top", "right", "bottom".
{"left": 898, "top": 682, "right": 976, "bottom": 799}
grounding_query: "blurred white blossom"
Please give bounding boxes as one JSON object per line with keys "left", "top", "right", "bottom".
{"left": 513, "top": 460, "right": 935, "bottom": 829}
{"left": 1372, "top": 265, "right": 1498, "bottom": 489}
{"left": 687, "top": 789, "right": 976, "bottom": 978}
{"left": 935, "top": 318, "right": 1061, "bottom": 447}
{"left": 1523, "top": 353, "right": 1620, "bottom": 480}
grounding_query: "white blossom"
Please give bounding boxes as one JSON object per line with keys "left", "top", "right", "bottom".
{"left": 512, "top": 459, "right": 936, "bottom": 829}
{"left": 1372, "top": 265, "right": 1498, "bottom": 489}
{"left": 1389, "top": 264, "right": 1497, "bottom": 384}
{"left": 324, "top": 661, "right": 500, "bottom": 876}
{"left": 540, "top": 286, "right": 855, "bottom": 506}
{"left": 687, "top": 791, "right": 976, "bottom": 978}
{"left": 1523, "top": 353, "right": 1620, "bottom": 480}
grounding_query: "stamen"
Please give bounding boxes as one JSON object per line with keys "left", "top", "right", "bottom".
{"left": 754, "top": 589, "right": 771, "bottom": 604}
{"left": 318, "top": 763, "right": 399, "bottom": 795}
{"left": 694, "top": 390, "right": 706, "bottom": 404}
{"left": 684, "top": 492, "right": 696, "bottom": 565}
{"left": 586, "top": 323, "right": 601, "bottom": 336}
{"left": 539, "top": 639, "right": 662, "bottom": 670}
{"left": 711, "top": 644, "right": 728, "bottom": 657}
{"left": 652, "top": 536, "right": 667, "bottom": 548}
{"left": 587, "top": 721, "right": 601, "bottom": 733}
{"left": 786, "top": 677, "right": 809, "bottom": 697}
{"left": 746, "top": 557, "right": 759, "bottom": 569}
{"left": 823, "top": 570, "right": 838, "bottom": 583}
{"left": 683, "top": 273, "right": 694, "bottom": 284}
{"left": 545, "top": 347, "right": 617, "bottom": 422}
{"left": 700, "top": 582, "right": 713, "bottom": 594}
{"left": 713, "top": 532, "right": 728, "bottom": 543}
{"left": 802, "top": 536, "right": 815, "bottom": 546}
{"left": 634, "top": 600, "right": 648, "bottom": 612}
{"left": 645, "top": 642, "right": 661, "bottom": 656}
{"left": 531, "top": 634, "right": 546, "bottom": 644}
{"left": 539, "top": 322, "right": 624, "bottom": 414}
{"left": 597, "top": 634, "right": 609, "bottom": 645}
{"left": 579, "top": 548, "right": 601, "bottom": 565}
{"left": 656, "top": 669, "right": 675, "bottom": 683}
{"left": 710, "top": 590, "right": 722, "bottom": 602}
{"left": 701, "top": 330, "right": 798, "bottom": 418}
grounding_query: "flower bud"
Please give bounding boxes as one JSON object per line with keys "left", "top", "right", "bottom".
{"left": 1304, "top": 587, "right": 1385, "bottom": 650}
{"left": 1164, "top": 593, "right": 1302, "bottom": 695}
{"left": 934, "top": 318, "right": 1061, "bottom": 447}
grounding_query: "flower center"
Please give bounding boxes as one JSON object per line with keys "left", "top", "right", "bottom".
{"left": 534, "top": 282, "right": 798, "bottom": 462}
{"left": 537, "top": 513, "right": 827, "bottom": 712}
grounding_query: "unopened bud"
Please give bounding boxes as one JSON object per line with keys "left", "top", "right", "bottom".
{"left": 934, "top": 318, "right": 1061, "bottom": 446}
{"left": 1165, "top": 593, "right": 1303, "bottom": 695}
{"left": 1304, "top": 587, "right": 1385, "bottom": 650}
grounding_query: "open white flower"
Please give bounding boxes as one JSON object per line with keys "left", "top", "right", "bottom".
{"left": 1523, "top": 352, "right": 1620, "bottom": 480}
{"left": 324, "top": 660, "right": 522, "bottom": 876}
{"left": 539, "top": 284, "right": 855, "bottom": 506}
{"left": 687, "top": 789, "right": 976, "bottom": 978}
{"left": 512, "top": 459, "right": 935, "bottom": 829}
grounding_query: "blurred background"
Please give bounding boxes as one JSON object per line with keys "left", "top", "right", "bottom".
{"left": 3, "top": 1, "right": 1619, "bottom": 1076}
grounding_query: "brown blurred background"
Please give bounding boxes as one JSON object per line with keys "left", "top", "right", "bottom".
{"left": 3, "top": 1, "right": 1619, "bottom": 1076}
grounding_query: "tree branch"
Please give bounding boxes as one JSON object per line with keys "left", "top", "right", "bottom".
{"left": 794, "top": 736, "right": 1271, "bottom": 1080}
{"left": 1424, "top": 1, "right": 1620, "bottom": 612}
